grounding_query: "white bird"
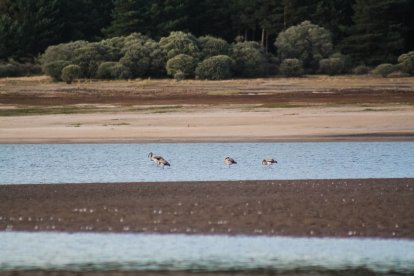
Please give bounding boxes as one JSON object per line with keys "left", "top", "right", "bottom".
{"left": 224, "top": 157, "right": 237, "bottom": 167}
{"left": 262, "top": 158, "right": 277, "bottom": 166}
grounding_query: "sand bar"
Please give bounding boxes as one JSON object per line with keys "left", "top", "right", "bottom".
{"left": 1, "top": 179, "right": 413, "bottom": 239}
{"left": 1, "top": 106, "right": 414, "bottom": 143}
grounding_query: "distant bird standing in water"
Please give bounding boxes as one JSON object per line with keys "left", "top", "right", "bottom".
{"left": 224, "top": 157, "right": 237, "bottom": 167}
{"left": 148, "top": 152, "right": 163, "bottom": 165}
{"left": 148, "top": 152, "right": 170, "bottom": 168}
{"left": 262, "top": 159, "right": 277, "bottom": 166}
{"left": 155, "top": 157, "right": 170, "bottom": 168}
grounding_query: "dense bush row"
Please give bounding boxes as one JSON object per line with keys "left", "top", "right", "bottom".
{"left": 39, "top": 22, "right": 414, "bottom": 82}
{"left": 0, "top": 60, "right": 41, "bottom": 77}
{"left": 41, "top": 31, "right": 274, "bottom": 81}
{"left": 371, "top": 51, "right": 414, "bottom": 77}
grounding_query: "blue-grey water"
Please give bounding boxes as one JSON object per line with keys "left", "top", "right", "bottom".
{"left": 1, "top": 232, "right": 413, "bottom": 274}
{"left": 1, "top": 142, "right": 414, "bottom": 274}
{"left": 1, "top": 142, "right": 414, "bottom": 184}
{"left": 0, "top": 142, "right": 414, "bottom": 184}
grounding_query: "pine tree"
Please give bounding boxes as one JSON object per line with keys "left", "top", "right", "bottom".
{"left": 255, "top": 0, "right": 284, "bottom": 50}
{"left": 0, "top": 0, "right": 64, "bottom": 60}
{"left": 147, "top": 0, "right": 192, "bottom": 38}
{"left": 282, "top": 0, "right": 316, "bottom": 29}
{"left": 313, "top": 0, "right": 354, "bottom": 44}
{"left": 188, "top": 0, "right": 233, "bottom": 41}
{"left": 62, "top": 0, "right": 113, "bottom": 41}
{"left": 229, "top": 0, "right": 258, "bottom": 41}
{"left": 104, "top": 0, "right": 150, "bottom": 37}
{"left": 341, "top": 0, "right": 406, "bottom": 65}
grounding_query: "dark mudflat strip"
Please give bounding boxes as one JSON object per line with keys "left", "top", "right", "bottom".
{"left": 1, "top": 179, "right": 413, "bottom": 239}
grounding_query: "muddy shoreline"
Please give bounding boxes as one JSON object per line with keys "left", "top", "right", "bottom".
{"left": 1, "top": 179, "right": 413, "bottom": 239}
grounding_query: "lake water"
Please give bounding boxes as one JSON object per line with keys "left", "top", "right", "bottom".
{"left": 1, "top": 142, "right": 413, "bottom": 184}
{"left": 1, "top": 232, "right": 413, "bottom": 274}
{"left": 2, "top": 142, "right": 414, "bottom": 274}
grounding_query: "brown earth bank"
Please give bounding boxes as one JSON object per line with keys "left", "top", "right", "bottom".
{"left": 1, "top": 76, "right": 414, "bottom": 106}
{"left": 1, "top": 76, "right": 414, "bottom": 143}
{"left": 1, "top": 179, "right": 413, "bottom": 239}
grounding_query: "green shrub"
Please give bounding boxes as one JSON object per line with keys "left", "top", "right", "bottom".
{"left": 397, "top": 51, "right": 414, "bottom": 75}
{"left": 40, "top": 41, "right": 88, "bottom": 65}
{"left": 275, "top": 21, "right": 333, "bottom": 72}
{"left": 0, "top": 61, "right": 41, "bottom": 77}
{"left": 43, "top": 60, "right": 70, "bottom": 81}
{"left": 111, "top": 63, "right": 131, "bottom": 79}
{"left": 330, "top": 52, "right": 352, "bottom": 73}
{"left": 96, "top": 62, "right": 117, "bottom": 79}
{"left": 230, "top": 41, "right": 267, "bottom": 77}
{"left": 373, "top": 63, "right": 395, "bottom": 77}
{"left": 198, "top": 36, "right": 230, "bottom": 60}
{"left": 73, "top": 43, "right": 115, "bottom": 78}
{"left": 174, "top": 70, "right": 186, "bottom": 81}
{"left": 61, "top": 65, "right": 80, "bottom": 84}
{"left": 99, "top": 36, "right": 127, "bottom": 60}
{"left": 120, "top": 39, "right": 165, "bottom": 78}
{"left": 195, "top": 55, "right": 234, "bottom": 80}
{"left": 319, "top": 58, "right": 344, "bottom": 75}
{"left": 0, "top": 63, "right": 19, "bottom": 77}
{"left": 96, "top": 62, "right": 131, "bottom": 80}
{"left": 159, "top": 31, "right": 200, "bottom": 60}
{"left": 352, "top": 65, "right": 370, "bottom": 75}
{"left": 166, "top": 54, "right": 196, "bottom": 78}
{"left": 279, "top": 59, "right": 304, "bottom": 77}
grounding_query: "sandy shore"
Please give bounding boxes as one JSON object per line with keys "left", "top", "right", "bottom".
{"left": 1, "top": 179, "right": 413, "bottom": 239}
{"left": 1, "top": 76, "right": 414, "bottom": 143}
{"left": 1, "top": 106, "right": 414, "bottom": 143}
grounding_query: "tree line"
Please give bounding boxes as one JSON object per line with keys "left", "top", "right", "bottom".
{"left": 0, "top": 0, "right": 413, "bottom": 73}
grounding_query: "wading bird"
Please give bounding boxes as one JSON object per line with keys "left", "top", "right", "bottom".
{"left": 262, "top": 159, "right": 277, "bottom": 166}
{"left": 148, "top": 152, "right": 170, "bottom": 168}
{"left": 148, "top": 152, "right": 163, "bottom": 165}
{"left": 157, "top": 158, "right": 171, "bottom": 168}
{"left": 224, "top": 157, "right": 237, "bottom": 167}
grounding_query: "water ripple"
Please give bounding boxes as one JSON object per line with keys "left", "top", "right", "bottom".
{"left": 1, "top": 142, "right": 413, "bottom": 184}
{"left": 0, "top": 232, "right": 413, "bottom": 273}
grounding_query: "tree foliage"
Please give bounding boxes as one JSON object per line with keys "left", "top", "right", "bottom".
{"left": 373, "top": 63, "right": 395, "bottom": 77}
{"left": 195, "top": 55, "right": 234, "bottom": 80}
{"left": 397, "top": 51, "right": 414, "bottom": 75}
{"left": 318, "top": 58, "right": 344, "bottom": 75}
{"left": 275, "top": 21, "right": 333, "bottom": 71}
{"left": 73, "top": 43, "right": 114, "bottom": 77}
{"left": 3, "top": 0, "right": 412, "bottom": 75}
{"left": 230, "top": 41, "right": 268, "bottom": 77}
{"left": 198, "top": 36, "right": 230, "bottom": 60}
{"left": 341, "top": 0, "right": 407, "bottom": 65}
{"left": 159, "top": 31, "right": 200, "bottom": 60}
{"left": 119, "top": 35, "right": 165, "bottom": 77}
{"left": 61, "top": 64, "right": 80, "bottom": 84}
{"left": 279, "top": 58, "right": 304, "bottom": 77}
{"left": 166, "top": 54, "right": 196, "bottom": 79}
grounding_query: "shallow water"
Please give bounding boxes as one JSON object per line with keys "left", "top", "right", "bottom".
{"left": 0, "top": 232, "right": 413, "bottom": 273}
{"left": 1, "top": 142, "right": 413, "bottom": 184}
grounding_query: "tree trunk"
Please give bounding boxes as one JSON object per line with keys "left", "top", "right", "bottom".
{"left": 261, "top": 28, "right": 266, "bottom": 47}
{"left": 283, "top": 0, "right": 288, "bottom": 30}
{"left": 265, "top": 31, "right": 269, "bottom": 53}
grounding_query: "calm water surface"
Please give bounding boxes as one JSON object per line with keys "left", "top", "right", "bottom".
{"left": 1, "top": 232, "right": 414, "bottom": 274}
{"left": 1, "top": 142, "right": 413, "bottom": 184}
